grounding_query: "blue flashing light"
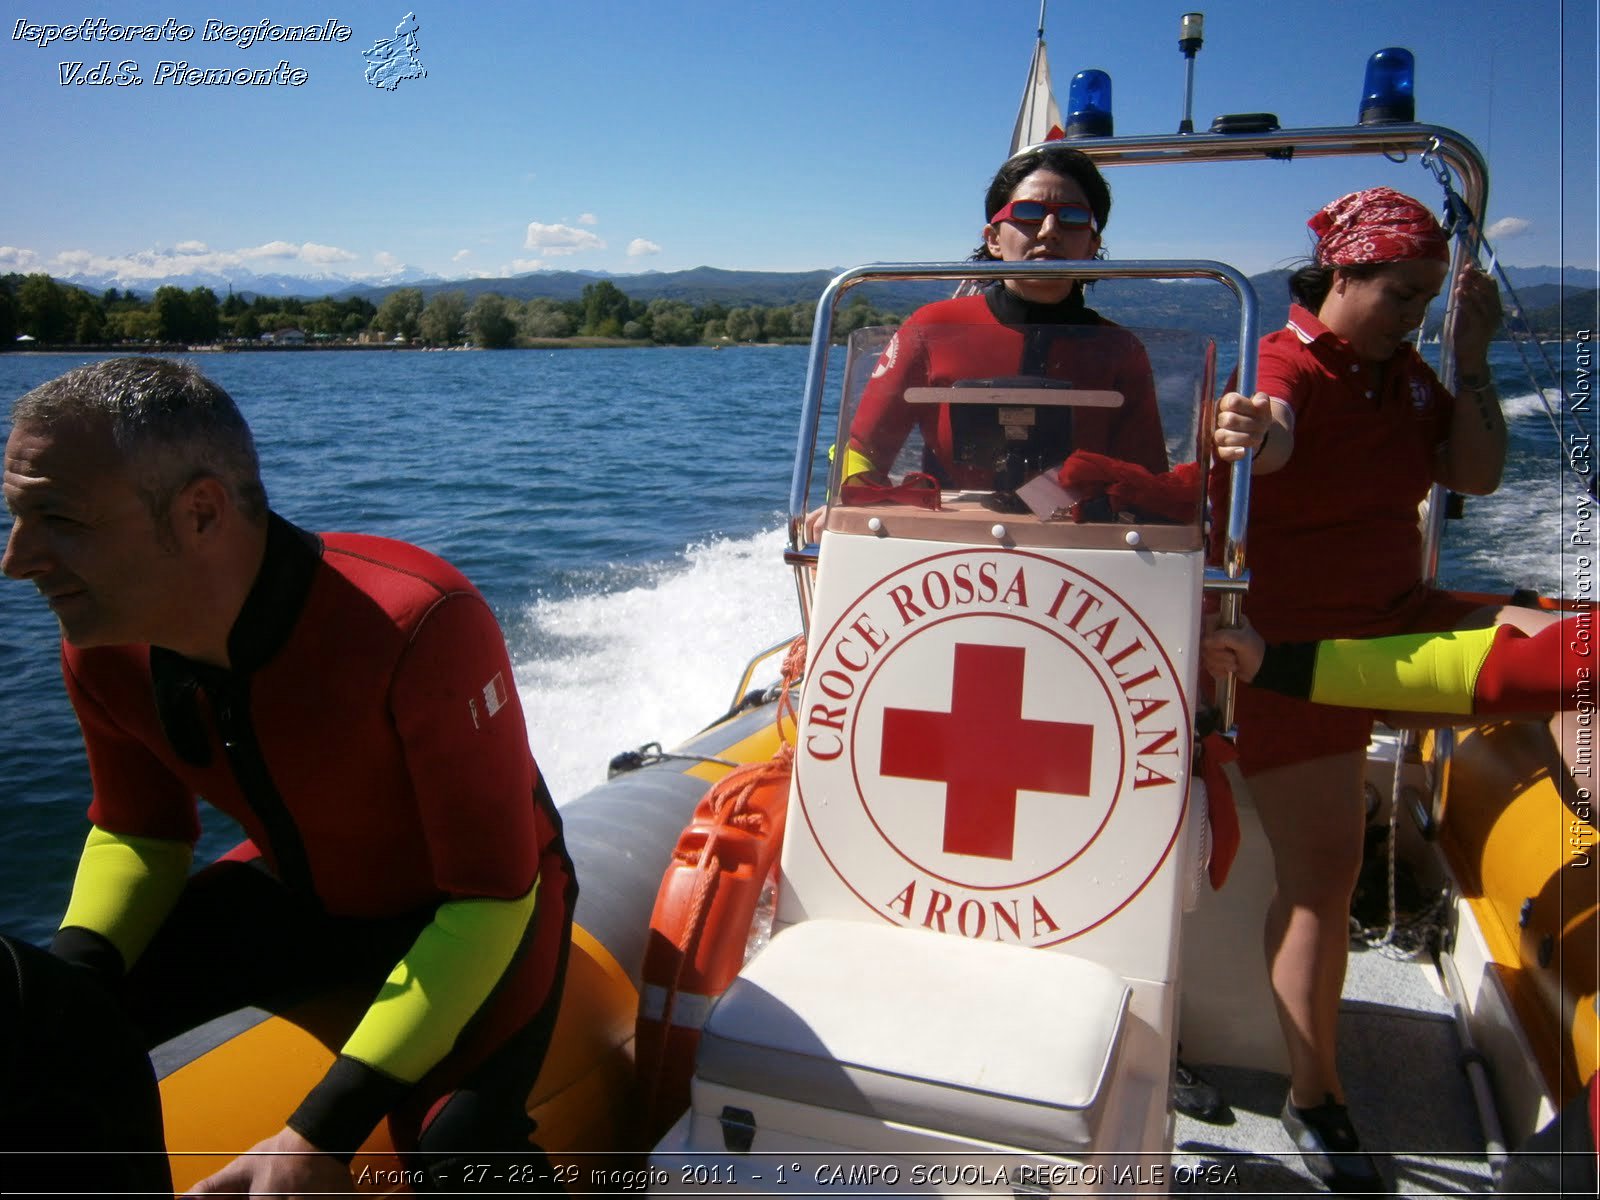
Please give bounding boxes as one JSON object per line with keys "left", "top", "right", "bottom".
{"left": 1359, "top": 47, "right": 1414, "bottom": 124}
{"left": 1066, "top": 69, "right": 1113, "bottom": 138}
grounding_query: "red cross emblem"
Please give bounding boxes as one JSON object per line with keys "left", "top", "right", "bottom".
{"left": 879, "top": 642, "right": 1094, "bottom": 861}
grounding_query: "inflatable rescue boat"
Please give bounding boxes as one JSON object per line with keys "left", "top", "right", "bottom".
{"left": 153, "top": 42, "right": 1593, "bottom": 1199}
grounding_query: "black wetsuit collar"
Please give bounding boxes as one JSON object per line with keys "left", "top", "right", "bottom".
{"left": 224, "top": 513, "right": 323, "bottom": 676}
{"left": 983, "top": 281, "right": 1098, "bottom": 326}
{"left": 151, "top": 513, "right": 321, "bottom": 764}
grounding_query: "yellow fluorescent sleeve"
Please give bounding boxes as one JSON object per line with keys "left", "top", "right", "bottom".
{"left": 1310, "top": 627, "right": 1497, "bottom": 716}
{"left": 59, "top": 825, "right": 193, "bottom": 970}
{"left": 339, "top": 878, "right": 539, "bottom": 1083}
{"left": 838, "top": 444, "right": 878, "bottom": 481}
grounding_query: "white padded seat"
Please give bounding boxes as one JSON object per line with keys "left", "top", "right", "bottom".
{"left": 695, "top": 919, "right": 1129, "bottom": 1152}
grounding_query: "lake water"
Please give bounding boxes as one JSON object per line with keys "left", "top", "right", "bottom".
{"left": 0, "top": 337, "right": 1584, "bottom": 943}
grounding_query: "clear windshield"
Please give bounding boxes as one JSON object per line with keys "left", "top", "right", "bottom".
{"left": 824, "top": 321, "right": 1216, "bottom": 548}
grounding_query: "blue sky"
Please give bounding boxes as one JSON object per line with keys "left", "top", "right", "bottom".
{"left": 1, "top": 0, "right": 1594, "bottom": 287}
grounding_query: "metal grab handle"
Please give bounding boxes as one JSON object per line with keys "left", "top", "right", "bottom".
{"left": 790, "top": 259, "right": 1259, "bottom": 544}
{"left": 1203, "top": 566, "right": 1252, "bottom": 729}
{"left": 1212, "top": 352, "right": 1256, "bottom": 735}
{"left": 787, "top": 259, "right": 1259, "bottom": 738}
{"left": 789, "top": 260, "right": 1258, "bottom": 747}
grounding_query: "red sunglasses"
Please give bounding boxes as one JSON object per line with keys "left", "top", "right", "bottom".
{"left": 989, "top": 200, "right": 1099, "bottom": 231}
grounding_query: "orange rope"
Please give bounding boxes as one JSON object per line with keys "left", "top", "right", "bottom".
{"left": 643, "top": 849, "right": 719, "bottom": 1129}
{"left": 701, "top": 633, "right": 806, "bottom": 831}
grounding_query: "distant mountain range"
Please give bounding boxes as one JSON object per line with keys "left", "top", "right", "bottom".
{"left": 43, "top": 263, "right": 447, "bottom": 299}
{"left": 1515, "top": 288, "right": 1598, "bottom": 339}
{"left": 47, "top": 263, "right": 1598, "bottom": 340}
{"left": 52, "top": 263, "right": 823, "bottom": 304}
{"left": 355, "top": 266, "right": 853, "bottom": 308}
{"left": 1493, "top": 266, "right": 1599, "bottom": 289}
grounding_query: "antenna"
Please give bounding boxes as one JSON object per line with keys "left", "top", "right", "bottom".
{"left": 1177, "top": 12, "right": 1204, "bottom": 134}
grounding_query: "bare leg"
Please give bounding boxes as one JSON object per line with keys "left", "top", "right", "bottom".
{"left": 1249, "top": 749, "right": 1367, "bottom": 1106}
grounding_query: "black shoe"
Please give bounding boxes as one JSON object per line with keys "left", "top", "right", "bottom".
{"left": 1281, "top": 1094, "right": 1386, "bottom": 1194}
{"left": 1172, "top": 1058, "right": 1230, "bottom": 1123}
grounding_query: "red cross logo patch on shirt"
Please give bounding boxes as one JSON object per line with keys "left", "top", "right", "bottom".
{"left": 880, "top": 642, "right": 1093, "bottom": 861}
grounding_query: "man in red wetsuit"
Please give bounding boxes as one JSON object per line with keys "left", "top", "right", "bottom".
{"left": 0, "top": 357, "right": 575, "bottom": 1196}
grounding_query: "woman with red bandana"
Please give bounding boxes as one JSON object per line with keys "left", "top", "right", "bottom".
{"left": 1212, "top": 186, "right": 1519, "bottom": 1193}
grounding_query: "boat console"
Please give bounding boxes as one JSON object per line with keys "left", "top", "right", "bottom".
{"left": 650, "top": 261, "right": 1258, "bottom": 1191}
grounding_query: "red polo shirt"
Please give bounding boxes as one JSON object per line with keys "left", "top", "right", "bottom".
{"left": 1212, "top": 306, "right": 1483, "bottom": 773}
{"left": 1223, "top": 304, "right": 1456, "bottom": 641}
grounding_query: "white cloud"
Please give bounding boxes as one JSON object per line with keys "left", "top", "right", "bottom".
{"left": 33, "top": 240, "right": 375, "bottom": 283}
{"left": 238, "top": 240, "right": 302, "bottom": 260}
{"left": 452, "top": 249, "right": 472, "bottom": 262}
{"left": 1486, "top": 217, "right": 1531, "bottom": 241}
{"left": 627, "top": 238, "right": 662, "bottom": 258}
{"left": 577, "top": 213, "right": 598, "bottom": 226}
{"left": 508, "top": 258, "right": 546, "bottom": 273}
{"left": 299, "top": 242, "right": 358, "bottom": 265}
{"left": 373, "top": 251, "right": 401, "bottom": 270}
{"left": 225, "top": 240, "right": 354, "bottom": 265}
{"left": 53, "top": 249, "right": 100, "bottom": 271}
{"left": 523, "top": 222, "right": 605, "bottom": 255}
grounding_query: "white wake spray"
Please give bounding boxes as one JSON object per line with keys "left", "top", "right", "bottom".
{"left": 510, "top": 526, "right": 800, "bottom": 805}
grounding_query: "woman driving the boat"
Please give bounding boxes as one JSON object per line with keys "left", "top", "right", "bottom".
{"left": 1212, "top": 185, "right": 1525, "bottom": 1191}
{"left": 835, "top": 146, "right": 1265, "bottom": 498}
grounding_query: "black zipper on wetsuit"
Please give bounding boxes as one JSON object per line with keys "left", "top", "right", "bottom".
{"left": 209, "top": 674, "right": 317, "bottom": 899}
{"left": 149, "top": 516, "right": 324, "bottom": 903}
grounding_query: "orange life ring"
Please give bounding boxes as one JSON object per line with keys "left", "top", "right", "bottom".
{"left": 635, "top": 639, "right": 804, "bottom": 1140}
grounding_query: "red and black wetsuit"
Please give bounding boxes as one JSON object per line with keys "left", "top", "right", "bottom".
{"left": 846, "top": 286, "right": 1169, "bottom": 488}
{"left": 49, "top": 514, "right": 575, "bottom": 1172}
{"left": 1249, "top": 614, "right": 1593, "bottom": 716}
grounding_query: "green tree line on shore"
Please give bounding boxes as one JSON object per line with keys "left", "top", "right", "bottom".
{"left": 0, "top": 274, "right": 904, "bottom": 350}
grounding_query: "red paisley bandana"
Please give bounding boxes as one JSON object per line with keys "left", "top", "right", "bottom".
{"left": 1309, "top": 187, "right": 1449, "bottom": 266}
